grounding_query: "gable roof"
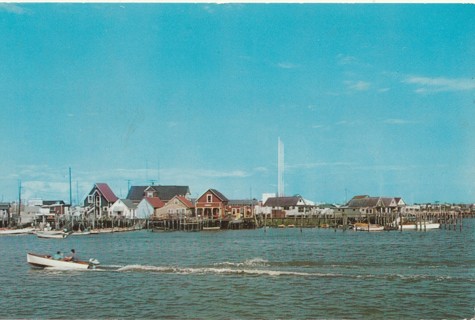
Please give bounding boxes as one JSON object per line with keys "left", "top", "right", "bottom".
{"left": 228, "top": 199, "right": 259, "bottom": 206}
{"left": 95, "top": 183, "right": 118, "bottom": 203}
{"left": 43, "top": 200, "right": 67, "bottom": 206}
{"left": 209, "top": 189, "right": 228, "bottom": 202}
{"left": 127, "top": 185, "right": 190, "bottom": 202}
{"left": 122, "top": 199, "right": 137, "bottom": 210}
{"left": 145, "top": 197, "right": 165, "bottom": 209}
{"left": 264, "top": 196, "right": 302, "bottom": 207}
{"left": 175, "top": 195, "right": 194, "bottom": 208}
{"left": 347, "top": 196, "right": 401, "bottom": 208}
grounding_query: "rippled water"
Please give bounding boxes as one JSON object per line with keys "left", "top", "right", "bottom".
{"left": 1, "top": 220, "right": 474, "bottom": 319}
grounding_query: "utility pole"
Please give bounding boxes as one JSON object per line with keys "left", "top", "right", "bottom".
{"left": 16, "top": 179, "right": 22, "bottom": 227}
{"left": 69, "top": 167, "right": 72, "bottom": 206}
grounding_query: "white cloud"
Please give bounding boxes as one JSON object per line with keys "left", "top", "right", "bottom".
{"left": 337, "top": 54, "right": 357, "bottom": 65}
{"left": 345, "top": 80, "right": 371, "bottom": 91}
{"left": 0, "top": 4, "right": 28, "bottom": 15}
{"left": 253, "top": 166, "right": 268, "bottom": 173}
{"left": 383, "top": 118, "right": 416, "bottom": 125}
{"left": 195, "top": 169, "right": 250, "bottom": 178}
{"left": 277, "top": 62, "right": 298, "bottom": 69}
{"left": 336, "top": 120, "right": 362, "bottom": 126}
{"left": 312, "top": 124, "right": 325, "bottom": 129}
{"left": 404, "top": 76, "right": 475, "bottom": 93}
{"left": 286, "top": 162, "right": 355, "bottom": 170}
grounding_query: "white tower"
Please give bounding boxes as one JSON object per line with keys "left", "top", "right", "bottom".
{"left": 278, "top": 137, "right": 284, "bottom": 197}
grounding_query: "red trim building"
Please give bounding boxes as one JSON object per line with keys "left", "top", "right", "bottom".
{"left": 195, "top": 189, "right": 228, "bottom": 220}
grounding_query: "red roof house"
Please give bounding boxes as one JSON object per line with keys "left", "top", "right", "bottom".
{"left": 83, "top": 183, "right": 118, "bottom": 217}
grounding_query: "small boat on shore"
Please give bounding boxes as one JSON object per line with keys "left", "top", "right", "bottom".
{"left": 26, "top": 252, "right": 100, "bottom": 270}
{"left": 393, "top": 217, "right": 440, "bottom": 230}
{"left": 0, "top": 227, "right": 35, "bottom": 235}
{"left": 70, "top": 229, "right": 91, "bottom": 236}
{"left": 354, "top": 223, "right": 384, "bottom": 231}
{"left": 399, "top": 222, "right": 440, "bottom": 230}
{"left": 202, "top": 226, "right": 221, "bottom": 231}
{"left": 36, "top": 231, "right": 70, "bottom": 239}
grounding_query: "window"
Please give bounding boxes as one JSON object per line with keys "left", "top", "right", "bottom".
{"left": 146, "top": 191, "right": 154, "bottom": 197}
{"left": 207, "top": 194, "right": 212, "bottom": 203}
{"left": 87, "top": 195, "right": 93, "bottom": 203}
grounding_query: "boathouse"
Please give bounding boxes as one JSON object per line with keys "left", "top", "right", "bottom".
{"left": 263, "top": 195, "right": 314, "bottom": 218}
{"left": 155, "top": 195, "right": 195, "bottom": 220}
{"left": 226, "top": 199, "right": 258, "bottom": 220}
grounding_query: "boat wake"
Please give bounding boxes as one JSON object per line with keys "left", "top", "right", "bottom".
{"left": 105, "top": 263, "right": 473, "bottom": 282}
{"left": 115, "top": 264, "right": 331, "bottom": 277}
{"left": 39, "top": 262, "right": 473, "bottom": 282}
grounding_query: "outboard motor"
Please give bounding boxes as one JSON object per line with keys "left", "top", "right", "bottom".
{"left": 87, "top": 258, "right": 100, "bottom": 269}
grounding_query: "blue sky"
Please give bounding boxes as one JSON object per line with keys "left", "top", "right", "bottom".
{"left": 1, "top": 4, "right": 474, "bottom": 204}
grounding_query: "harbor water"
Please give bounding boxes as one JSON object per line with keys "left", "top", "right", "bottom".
{"left": 1, "top": 220, "right": 474, "bottom": 319}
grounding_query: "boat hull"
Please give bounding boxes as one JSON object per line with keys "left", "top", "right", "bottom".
{"left": 202, "top": 227, "right": 221, "bottom": 231}
{"left": 354, "top": 223, "right": 384, "bottom": 231}
{"left": 70, "top": 231, "right": 91, "bottom": 236}
{"left": 36, "top": 231, "right": 69, "bottom": 239}
{"left": 0, "top": 228, "right": 35, "bottom": 235}
{"left": 26, "top": 253, "right": 95, "bottom": 269}
{"left": 400, "top": 223, "right": 440, "bottom": 230}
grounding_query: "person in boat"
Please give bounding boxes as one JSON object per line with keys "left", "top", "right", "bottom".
{"left": 64, "top": 249, "right": 77, "bottom": 262}
{"left": 52, "top": 251, "right": 63, "bottom": 260}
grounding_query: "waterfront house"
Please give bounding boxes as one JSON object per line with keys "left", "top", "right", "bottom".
{"left": 195, "top": 189, "right": 228, "bottom": 220}
{"left": 109, "top": 199, "right": 137, "bottom": 220}
{"left": 126, "top": 185, "right": 191, "bottom": 204}
{"left": 83, "top": 183, "right": 118, "bottom": 218}
{"left": 155, "top": 195, "right": 195, "bottom": 220}
{"left": 137, "top": 197, "right": 165, "bottom": 220}
{"left": 42, "top": 200, "right": 69, "bottom": 216}
{"left": 226, "top": 199, "right": 258, "bottom": 220}
{"left": 336, "top": 195, "right": 406, "bottom": 218}
{"left": 263, "top": 195, "right": 315, "bottom": 218}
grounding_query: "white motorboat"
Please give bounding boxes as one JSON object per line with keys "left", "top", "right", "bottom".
{"left": 354, "top": 223, "right": 385, "bottom": 231}
{"left": 0, "top": 227, "right": 35, "bottom": 235}
{"left": 399, "top": 222, "right": 440, "bottom": 230}
{"left": 36, "top": 231, "right": 70, "bottom": 239}
{"left": 393, "top": 217, "right": 440, "bottom": 230}
{"left": 26, "top": 252, "right": 100, "bottom": 270}
{"left": 202, "top": 226, "right": 221, "bottom": 231}
{"left": 70, "top": 230, "right": 91, "bottom": 236}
